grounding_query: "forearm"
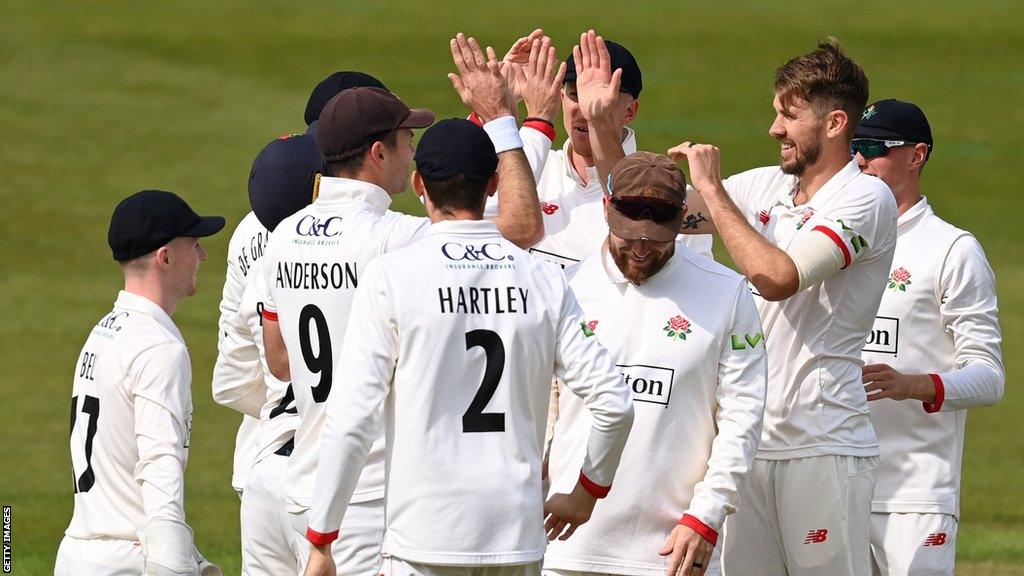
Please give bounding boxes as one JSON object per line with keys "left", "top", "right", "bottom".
{"left": 703, "top": 185, "right": 798, "bottom": 300}
{"left": 262, "top": 314, "right": 291, "bottom": 382}
{"left": 588, "top": 118, "right": 625, "bottom": 194}
{"left": 488, "top": 122, "right": 544, "bottom": 248}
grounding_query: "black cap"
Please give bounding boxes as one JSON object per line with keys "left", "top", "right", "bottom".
{"left": 304, "top": 71, "right": 388, "bottom": 126}
{"left": 318, "top": 87, "right": 434, "bottom": 162}
{"left": 564, "top": 40, "right": 643, "bottom": 98}
{"left": 414, "top": 118, "right": 498, "bottom": 181}
{"left": 108, "top": 190, "right": 225, "bottom": 262}
{"left": 249, "top": 133, "right": 322, "bottom": 232}
{"left": 856, "top": 99, "right": 933, "bottom": 151}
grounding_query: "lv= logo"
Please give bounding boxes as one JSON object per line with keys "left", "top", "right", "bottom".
{"left": 730, "top": 332, "right": 764, "bottom": 350}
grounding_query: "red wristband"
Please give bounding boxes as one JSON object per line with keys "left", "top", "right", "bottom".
{"left": 523, "top": 119, "right": 556, "bottom": 142}
{"left": 923, "top": 373, "right": 945, "bottom": 413}
{"left": 306, "top": 527, "right": 338, "bottom": 547}
{"left": 678, "top": 514, "right": 719, "bottom": 546}
{"left": 579, "top": 472, "right": 611, "bottom": 498}
{"left": 261, "top": 308, "right": 279, "bottom": 322}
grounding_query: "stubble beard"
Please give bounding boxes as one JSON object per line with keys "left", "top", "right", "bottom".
{"left": 780, "top": 137, "right": 823, "bottom": 176}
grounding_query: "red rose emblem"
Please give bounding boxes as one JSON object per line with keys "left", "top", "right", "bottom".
{"left": 758, "top": 210, "right": 770, "bottom": 226}
{"left": 891, "top": 267, "right": 910, "bottom": 283}
{"left": 540, "top": 201, "right": 559, "bottom": 215}
{"left": 587, "top": 320, "right": 599, "bottom": 331}
{"left": 669, "top": 315, "right": 689, "bottom": 332}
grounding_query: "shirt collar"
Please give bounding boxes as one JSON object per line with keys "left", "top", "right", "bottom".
{"left": 425, "top": 219, "right": 499, "bottom": 237}
{"left": 897, "top": 196, "right": 932, "bottom": 230}
{"left": 776, "top": 159, "right": 862, "bottom": 209}
{"left": 115, "top": 290, "right": 184, "bottom": 343}
{"left": 562, "top": 127, "right": 638, "bottom": 186}
{"left": 315, "top": 177, "right": 393, "bottom": 213}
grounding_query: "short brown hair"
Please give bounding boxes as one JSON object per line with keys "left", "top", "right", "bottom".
{"left": 774, "top": 38, "right": 869, "bottom": 139}
{"left": 422, "top": 173, "right": 491, "bottom": 215}
{"left": 325, "top": 129, "right": 399, "bottom": 177}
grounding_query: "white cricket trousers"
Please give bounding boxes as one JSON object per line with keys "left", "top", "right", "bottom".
{"left": 542, "top": 544, "right": 723, "bottom": 576}
{"left": 241, "top": 454, "right": 303, "bottom": 575}
{"left": 722, "top": 455, "right": 878, "bottom": 576}
{"left": 382, "top": 556, "right": 542, "bottom": 576}
{"left": 290, "top": 498, "right": 386, "bottom": 575}
{"left": 869, "top": 512, "right": 957, "bottom": 576}
{"left": 54, "top": 536, "right": 143, "bottom": 575}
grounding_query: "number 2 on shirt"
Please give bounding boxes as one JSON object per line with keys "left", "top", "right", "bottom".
{"left": 463, "top": 330, "right": 506, "bottom": 433}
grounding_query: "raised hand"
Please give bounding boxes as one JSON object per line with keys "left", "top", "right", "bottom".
{"left": 503, "top": 28, "right": 546, "bottom": 102}
{"left": 572, "top": 29, "right": 622, "bottom": 123}
{"left": 668, "top": 141, "right": 723, "bottom": 193}
{"left": 518, "top": 36, "right": 566, "bottom": 123}
{"left": 449, "top": 32, "right": 516, "bottom": 122}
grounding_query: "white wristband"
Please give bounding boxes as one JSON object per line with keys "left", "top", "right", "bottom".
{"left": 482, "top": 115, "right": 523, "bottom": 154}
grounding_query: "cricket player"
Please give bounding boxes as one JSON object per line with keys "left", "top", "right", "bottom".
{"left": 56, "top": 190, "right": 224, "bottom": 576}
{"left": 663, "top": 40, "right": 897, "bottom": 575}
{"left": 261, "top": 34, "right": 545, "bottom": 575}
{"left": 852, "top": 99, "right": 1005, "bottom": 576}
{"left": 304, "top": 118, "right": 634, "bottom": 576}
{"left": 492, "top": 29, "right": 713, "bottom": 267}
{"left": 543, "top": 151, "right": 767, "bottom": 576}
{"left": 214, "top": 70, "right": 385, "bottom": 503}
{"left": 212, "top": 70, "right": 385, "bottom": 576}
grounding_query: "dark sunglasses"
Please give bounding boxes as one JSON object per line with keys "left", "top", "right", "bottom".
{"left": 851, "top": 138, "right": 914, "bottom": 159}
{"left": 609, "top": 195, "right": 682, "bottom": 222}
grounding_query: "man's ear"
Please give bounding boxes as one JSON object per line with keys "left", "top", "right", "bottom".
{"left": 910, "top": 143, "right": 929, "bottom": 171}
{"left": 603, "top": 195, "right": 612, "bottom": 222}
{"left": 154, "top": 245, "right": 172, "bottom": 270}
{"left": 485, "top": 172, "right": 499, "bottom": 198}
{"left": 825, "top": 110, "right": 849, "bottom": 140}
{"left": 411, "top": 170, "right": 427, "bottom": 201}
{"left": 370, "top": 141, "right": 388, "bottom": 167}
{"left": 622, "top": 98, "right": 639, "bottom": 126}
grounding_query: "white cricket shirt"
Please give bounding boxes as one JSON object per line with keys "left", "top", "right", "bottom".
{"left": 215, "top": 211, "right": 269, "bottom": 492}
{"left": 485, "top": 128, "right": 713, "bottom": 267}
{"left": 65, "top": 291, "right": 193, "bottom": 541}
{"left": 723, "top": 160, "right": 897, "bottom": 459}
{"left": 862, "top": 197, "right": 1004, "bottom": 516}
{"left": 307, "top": 219, "right": 634, "bottom": 566}
{"left": 261, "top": 177, "right": 430, "bottom": 512}
{"left": 544, "top": 243, "right": 766, "bottom": 575}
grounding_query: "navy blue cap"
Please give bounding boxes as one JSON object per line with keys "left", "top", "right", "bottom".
{"left": 248, "top": 133, "right": 323, "bottom": 232}
{"left": 856, "top": 99, "right": 933, "bottom": 151}
{"left": 304, "top": 71, "right": 388, "bottom": 126}
{"left": 414, "top": 119, "right": 497, "bottom": 181}
{"left": 108, "top": 190, "right": 224, "bottom": 261}
{"left": 564, "top": 40, "right": 643, "bottom": 98}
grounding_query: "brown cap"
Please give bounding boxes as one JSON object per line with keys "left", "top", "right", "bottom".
{"left": 317, "top": 87, "right": 435, "bottom": 162}
{"left": 606, "top": 151, "right": 687, "bottom": 242}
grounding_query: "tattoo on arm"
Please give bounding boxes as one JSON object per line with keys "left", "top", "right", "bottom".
{"left": 680, "top": 212, "right": 708, "bottom": 229}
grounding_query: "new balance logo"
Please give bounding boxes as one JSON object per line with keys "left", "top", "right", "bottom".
{"left": 923, "top": 532, "right": 947, "bottom": 547}
{"left": 803, "top": 529, "right": 829, "bottom": 544}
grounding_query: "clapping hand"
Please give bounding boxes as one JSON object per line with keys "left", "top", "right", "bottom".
{"left": 516, "top": 35, "right": 566, "bottom": 123}
{"left": 573, "top": 29, "right": 622, "bottom": 124}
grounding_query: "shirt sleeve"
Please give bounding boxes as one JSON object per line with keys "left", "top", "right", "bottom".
{"left": 379, "top": 213, "right": 432, "bottom": 254}
{"left": 683, "top": 281, "right": 767, "bottom": 540}
{"left": 484, "top": 125, "right": 553, "bottom": 219}
{"left": 808, "top": 179, "right": 896, "bottom": 270}
{"left": 211, "top": 287, "right": 267, "bottom": 418}
{"left": 218, "top": 232, "right": 248, "bottom": 346}
{"left": 552, "top": 277, "right": 634, "bottom": 497}
{"left": 131, "top": 343, "right": 192, "bottom": 525}
{"left": 926, "top": 235, "right": 1005, "bottom": 412}
{"left": 306, "top": 262, "right": 395, "bottom": 545}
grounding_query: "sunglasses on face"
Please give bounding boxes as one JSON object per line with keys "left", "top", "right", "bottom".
{"left": 609, "top": 195, "right": 682, "bottom": 222}
{"left": 851, "top": 138, "right": 914, "bottom": 159}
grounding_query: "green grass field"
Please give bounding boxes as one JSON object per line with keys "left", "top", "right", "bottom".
{"left": 2, "top": 1, "right": 1022, "bottom": 574}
